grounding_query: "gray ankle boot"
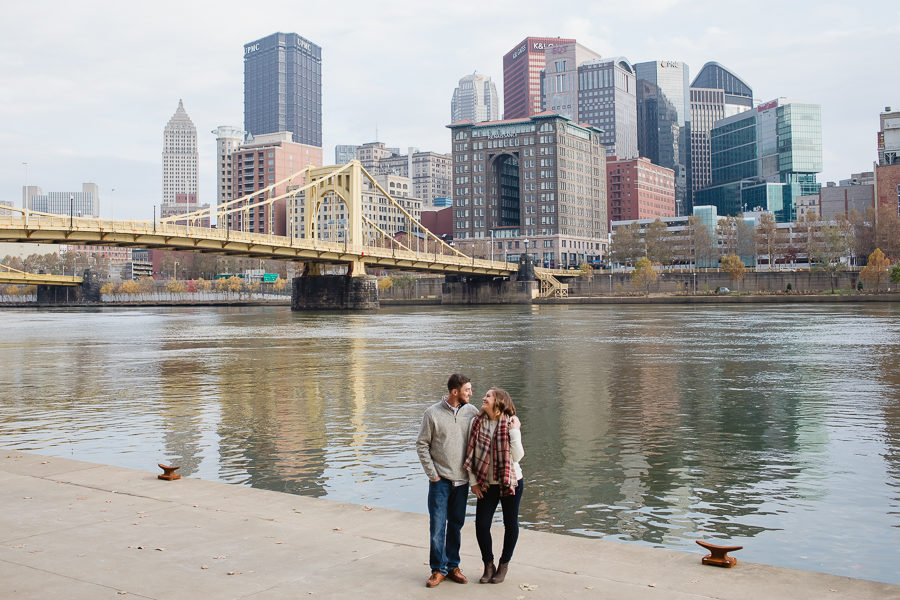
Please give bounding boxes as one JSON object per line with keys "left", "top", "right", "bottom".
{"left": 479, "top": 561, "right": 495, "bottom": 584}
{"left": 490, "top": 562, "right": 508, "bottom": 583}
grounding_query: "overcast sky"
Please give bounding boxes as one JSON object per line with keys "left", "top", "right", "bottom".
{"left": 1, "top": 1, "right": 898, "bottom": 220}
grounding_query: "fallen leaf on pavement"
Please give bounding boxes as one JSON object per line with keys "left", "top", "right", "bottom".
{"left": 519, "top": 583, "right": 538, "bottom": 591}
{"left": 363, "top": 506, "right": 373, "bottom": 511}
{"left": 227, "top": 571, "right": 242, "bottom": 576}
{"left": 201, "top": 565, "right": 209, "bottom": 570}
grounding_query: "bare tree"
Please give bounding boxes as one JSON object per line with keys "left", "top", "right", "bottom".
{"left": 756, "top": 213, "right": 778, "bottom": 268}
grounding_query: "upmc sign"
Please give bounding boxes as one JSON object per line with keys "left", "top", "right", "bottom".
{"left": 757, "top": 100, "right": 778, "bottom": 113}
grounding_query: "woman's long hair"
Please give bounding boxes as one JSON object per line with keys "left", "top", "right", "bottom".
{"left": 490, "top": 387, "right": 516, "bottom": 417}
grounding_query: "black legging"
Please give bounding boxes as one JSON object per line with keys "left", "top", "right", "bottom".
{"left": 474, "top": 479, "right": 524, "bottom": 564}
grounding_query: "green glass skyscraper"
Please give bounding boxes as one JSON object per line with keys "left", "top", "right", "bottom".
{"left": 694, "top": 98, "right": 821, "bottom": 222}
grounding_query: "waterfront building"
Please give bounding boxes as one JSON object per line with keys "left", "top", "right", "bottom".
{"left": 877, "top": 106, "right": 900, "bottom": 166}
{"left": 448, "top": 113, "right": 608, "bottom": 268}
{"left": 634, "top": 60, "right": 692, "bottom": 216}
{"left": 162, "top": 100, "right": 206, "bottom": 223}
{"left": 795, "top": 193, "right": 820, "bottom": 220}
{"left": 0, "top": 200, "right": 13, "bottom": 216}
{"left": 876, "top": 107, "right": 900, "bottom": 216}
{"left": 689, "top": 62, "right": 753, "bottom": 207}
{"left": 451, "top": 72, "right": 499, "bottom": 123}
{"left": 694, "top": 98, "right": 822, "bottom": 222}
{"left": 356, "top": 142, "right": 399, "bottom": 171}
{"left": 411, "top": 151, "right": 452, "bottom": 205}
{"left": 577, "top": 57, "right": 638, "bottom": 160}
{"left": 819, "top": 174, "right": 874, "bottom": 220}
{"left": 334, "top": 144, "right": 358, "bottom": 164}
{"left": 25, "top": 182, "right": 100, "bottom": 217}
{"left": 346, "top": 143, "right": 451, "bottom": 205}
{"left": 503, "top": 36, "right": 575, "bottom": 119}
{"left": 290, "top": 172, "right": 422, "bottom": 241}
{"left": 606, "top": 156, "right": 675, "bottom": 225}
{"left": 244, "top": 32, "right": 322, "bottom": 147}
{"left": 230, "top": 131, "right": 322, "bottom": 236}
{"left": 212, "top": 126, "right": 245, "bottom": 225}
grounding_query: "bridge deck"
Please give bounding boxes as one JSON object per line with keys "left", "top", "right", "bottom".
{"left": 0, "top": 216, "right": 518, "bottom": 277}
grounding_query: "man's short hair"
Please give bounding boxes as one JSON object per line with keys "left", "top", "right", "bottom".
{"left": 447, "top": 373, "right": 471, "bottom": 393}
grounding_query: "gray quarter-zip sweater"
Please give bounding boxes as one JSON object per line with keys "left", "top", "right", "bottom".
{"left": 416, "top": 398, "right": 479, "bottom": 482}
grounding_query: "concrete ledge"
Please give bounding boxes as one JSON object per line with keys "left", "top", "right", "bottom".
{"left": 535, "top": 293, "right": 900, "bottom": 305}
{"left": 2, "top": 450, "right": 896, "bottom": 599}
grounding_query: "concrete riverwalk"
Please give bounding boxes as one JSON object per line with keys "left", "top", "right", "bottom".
{"left": 2, "top": 450, "right": 897, "bottom": 600}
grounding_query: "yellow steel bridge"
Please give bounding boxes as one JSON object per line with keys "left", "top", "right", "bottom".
{"left": 0, "top": 264, "right": 81, "bottom": 287}
{"left": 0, "top": 161, "right": 570, "bottom": 296}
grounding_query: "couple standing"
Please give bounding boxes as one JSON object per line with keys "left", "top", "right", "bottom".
{"left": 416, "top": 373, "right": 525, "bottom": 588}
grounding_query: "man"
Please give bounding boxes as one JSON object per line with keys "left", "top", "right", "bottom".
{"left": 416, "top": 373, "right": 479, "bottom": 588}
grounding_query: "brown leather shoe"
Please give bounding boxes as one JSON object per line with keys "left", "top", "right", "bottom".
{"left": 426, "top": 570, "right": 445, "bottom": 587}
{"left": 447, "top": 567, "right": 468, "bottom": 584}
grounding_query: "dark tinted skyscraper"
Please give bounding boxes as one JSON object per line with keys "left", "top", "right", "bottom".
{"left": 634, "top": 60, "right": 691, "bottom": 215}
{"left": 689, "top": 62, "right": 753, "bottom": 205}
{"left": 243, "top": 32, "right": 322, "bottom": 147}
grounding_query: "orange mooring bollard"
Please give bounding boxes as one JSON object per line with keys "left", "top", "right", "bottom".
{"left": 158, "top": 464, "right": 181, "bottom": 481}
{"left": 696, "top": 540, "right": 743, "bottom": 568}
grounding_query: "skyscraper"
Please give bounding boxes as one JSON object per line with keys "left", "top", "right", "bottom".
{"left": 577, "top": 57, "right": 639, "bottom": 159}
{"left": 503, "top": 36, "right": 575, "bottom": 119}
{"left": 162, "top": 100, "right": 205, "bottom": 223}
{"left": 694, "top": 98, "right": 822, "bottom": 222}
{"left": 243, "top": 32, "right": 322, "bottom": 147}
{"left": 634, "top": 60, "right": 691, "bottom": 215}
{"left": 451, "top": 72, "right": 499, "bottom": 123}
{"left": 541, "top": 42, "right": 601, "bottom": 122}
{"left": 689, "top": 62, "right": 753, "bottom": 205}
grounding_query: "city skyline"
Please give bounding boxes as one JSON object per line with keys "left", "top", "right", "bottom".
{"left": 1, "top": 0, "right": 897, "bottom": 220}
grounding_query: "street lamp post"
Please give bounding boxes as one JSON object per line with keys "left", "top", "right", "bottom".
{"left": 22, "top": 162, "right": 28, "bottom": 227}
{"left": 490, "top": 229, "right": 494, "bottom": 263}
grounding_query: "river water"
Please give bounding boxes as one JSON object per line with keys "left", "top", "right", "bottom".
{"left": 1, "top": 304, "right": 898, "bottom": 584}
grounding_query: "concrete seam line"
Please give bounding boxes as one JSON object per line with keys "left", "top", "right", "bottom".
{"left": 0, "top": 556, "right": 159, "bottom": 599}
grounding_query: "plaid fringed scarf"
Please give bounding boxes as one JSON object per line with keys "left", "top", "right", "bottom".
{"left": 464, "top": 413, "right": 516, "bottom": 496}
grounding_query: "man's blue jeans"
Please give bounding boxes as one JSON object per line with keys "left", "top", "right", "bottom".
{"left": 427, "top": 478, "right": 468, "bottom": 574}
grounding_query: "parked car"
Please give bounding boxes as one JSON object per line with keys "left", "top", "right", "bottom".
{"left": 715, "top": 286, "right": 730, "bottom": 293}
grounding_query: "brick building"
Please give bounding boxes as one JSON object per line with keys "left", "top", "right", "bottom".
{"left": 231, "top": 132, "right": 322, "bottom": 236}
{"left": 448, "top": 112, "right": 608, "bottom": 268}
{"left": 606, "top": 157, "right": 675, "bottom": 226}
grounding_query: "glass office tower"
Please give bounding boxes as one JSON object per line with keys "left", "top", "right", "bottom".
{"left": 689, "top": 62, "right": 753, "bottom": 206}
{"left": 634, "top": 60, "right": 691, "bottom": 216}
{"left": 243, "top": 32, "right": 322, "bottom": 147}
{"left": 694, "top": 98, "right": 822, "bottom": 222}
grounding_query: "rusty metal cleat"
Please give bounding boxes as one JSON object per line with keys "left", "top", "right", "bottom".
{"left": 158, "top": 464, "right": 181, "bottom": 481}
{"left": 696, "top": 540, "right": 742, "bottom": 568}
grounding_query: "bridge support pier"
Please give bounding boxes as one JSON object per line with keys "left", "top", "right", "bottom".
{"left": 36, "top": 285, "right": 79, "bottom": 304}
{"left": 292, "top": 274, "right": 379, "bottom": 310}
{"left": 441, "top": 275, "right": 537, "bottom": 305}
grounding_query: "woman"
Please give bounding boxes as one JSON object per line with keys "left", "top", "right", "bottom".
{"left": 464, "top": 387, "right": 524, "bottom": 584}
